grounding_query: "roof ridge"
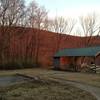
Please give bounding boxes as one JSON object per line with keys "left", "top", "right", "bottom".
{"left": 61, "top": 46, "right": 100, "bottom": 50}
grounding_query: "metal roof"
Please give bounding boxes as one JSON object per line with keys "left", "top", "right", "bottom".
{"left": 54, "top": 46, "right": 100, "bottom": 57}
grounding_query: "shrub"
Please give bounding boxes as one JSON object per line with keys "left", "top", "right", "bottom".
{"left": 0, "top": 59, "right": 37, "bottom": 70}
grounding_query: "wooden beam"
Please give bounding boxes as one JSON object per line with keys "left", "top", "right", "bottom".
{"left": 94, "top": 56, "right": 96, "bottom": 73}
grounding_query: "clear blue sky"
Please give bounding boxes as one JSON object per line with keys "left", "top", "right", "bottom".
{"left": 25, "top": 0, "right": 100, "bottom": 18}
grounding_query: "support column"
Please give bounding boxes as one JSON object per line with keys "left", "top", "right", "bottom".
{"left": 94, "top": 56, "right": 96, "bottom": 73}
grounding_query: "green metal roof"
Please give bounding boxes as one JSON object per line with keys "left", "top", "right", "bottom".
{"left": 54, "top": 46, "right": 100, "bottom": 57}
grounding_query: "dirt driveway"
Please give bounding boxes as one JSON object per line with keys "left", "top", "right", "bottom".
{"left": 47, "top": 77, "right": 100, "bottom": 100}
{"left": 0, "top": 68, "right": 100, "bottom": 100}
{"left": 18, "top": 69, "right": 100, "bottom": 100}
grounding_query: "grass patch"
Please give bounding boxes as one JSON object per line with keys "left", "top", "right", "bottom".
{"left": 0, "top": 80, "right": 96, "bottom": 100}
{"left": 0, "top": 68, "right": 100, "bottom": 87}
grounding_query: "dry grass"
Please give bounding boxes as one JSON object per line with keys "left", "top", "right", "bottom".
{"left": 0, "top": 68, "right": 100, "bottom": 87}
{"left": 0, "top": 80, "right": 97, "bottom": 100}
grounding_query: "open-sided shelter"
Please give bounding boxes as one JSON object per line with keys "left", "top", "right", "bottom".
{"left": 53, "top": 46, "right": 100, "bottom": 71}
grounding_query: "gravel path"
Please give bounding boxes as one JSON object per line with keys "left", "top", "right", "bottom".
{"left": 50, "top": 77, "right": 100, "bottom": 100}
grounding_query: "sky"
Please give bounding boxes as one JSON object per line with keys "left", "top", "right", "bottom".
{"left": 25, "top": 0, "right": 100, "bottom": 18}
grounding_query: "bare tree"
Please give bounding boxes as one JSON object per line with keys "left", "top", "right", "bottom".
{"left": 77, "top": 13, "right": 100, "bottom": 70}
{"left": 26, "top": 0, "right": 38, "bottom": 28}
{"left": 79, "top": 13, "right": 100, "bottom": 46}
{"left": 0, "top": 0, "right": 25, "bottom": 65}
{"left": 0, "top": 0, "right": 25, "bottom": 26}
{"left": 26, "top": 1, "right": 48, "bottom": 65}
{"left": 27, "top": 1, "right": 48, "bottom": 29}
{"left": 34, "top": 6, "right": 48, "bottom": 65}
{"left": 49, "top": 16, "right": 76, "bottom": 50}
{"left": 35, "top": 6, "right": 48, "bottom": 29}
{"left": 41, "top": 16, "right": 50, "bottom": 31}
{"left": 49, "top": 17, "right": 76, "bottom": 34}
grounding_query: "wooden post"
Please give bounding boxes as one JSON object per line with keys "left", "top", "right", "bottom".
{"left": 74, "top": 57, "right": 78, "bottom": 72}
{"left": 94, "top": 56, "right": 96, "bottom": 73}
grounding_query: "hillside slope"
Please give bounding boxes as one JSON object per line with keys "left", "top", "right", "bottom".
{"left": 0, "top": 27, "right": 100, "bottom": 68}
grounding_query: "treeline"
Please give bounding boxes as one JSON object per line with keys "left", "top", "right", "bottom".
{"left": 0, "top": 0, "right": 47, "bottom": 69}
